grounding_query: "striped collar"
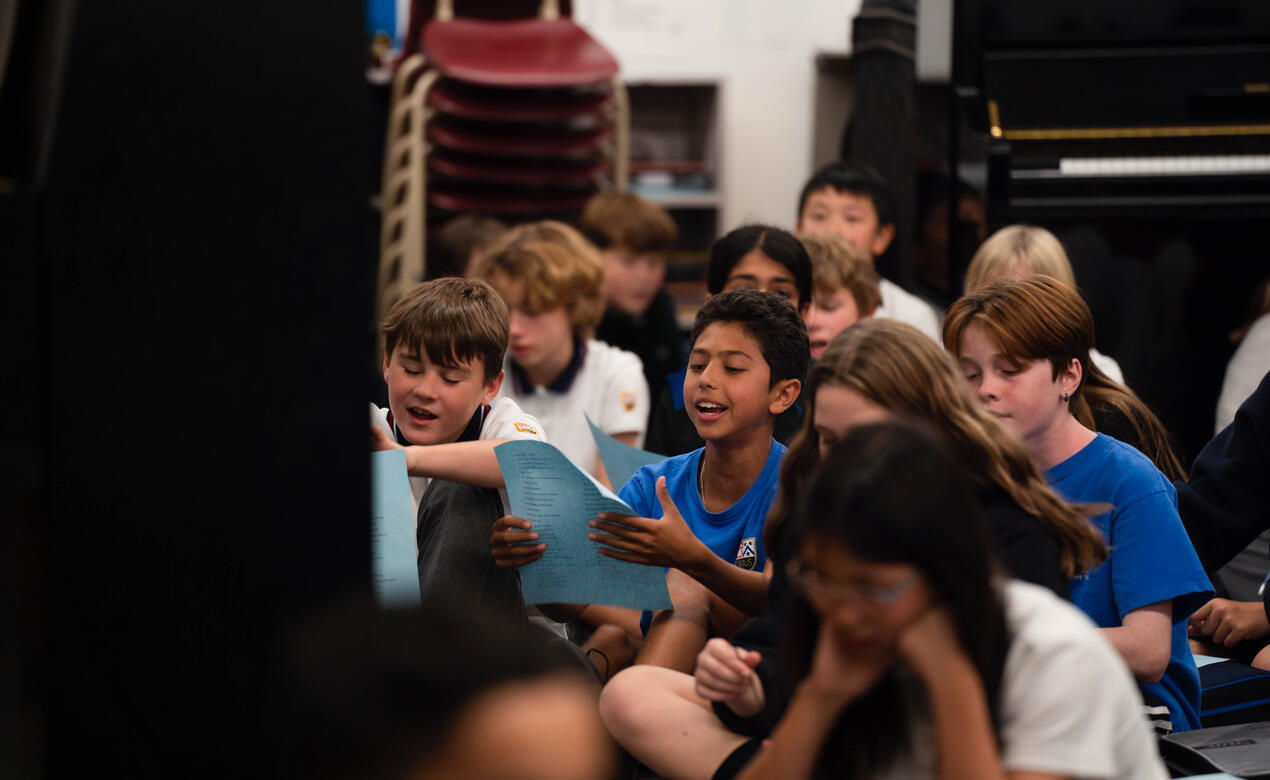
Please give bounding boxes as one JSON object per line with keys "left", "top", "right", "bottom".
{"left": 510, "top": 341, "right": 587, "bottom": 395}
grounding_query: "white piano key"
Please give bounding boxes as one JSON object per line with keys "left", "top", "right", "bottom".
{"left": 1056, "top": 154, "right": 1270, "bottom": 177}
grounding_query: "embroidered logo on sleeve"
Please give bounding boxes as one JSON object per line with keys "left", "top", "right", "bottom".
{"left": 620, "top": 391, "right": 638, "bottom": 412}
{"left": 735, "top": 537, "right": 757, "bottom": 570}
{"left": 513, "top": 422, "right": 539, "bottom": 435}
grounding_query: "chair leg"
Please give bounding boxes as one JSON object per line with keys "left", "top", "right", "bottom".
{"left": 610, "top": 76, "right": 629, "bottom": 192}
{"left": 381, "top": 54, "right": 427, "bottom": 203}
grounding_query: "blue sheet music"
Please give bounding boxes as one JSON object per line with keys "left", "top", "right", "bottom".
{"left": 495, "top": 440, "right": 672, "bottom": 611}
{"left": 371, "top": 449, "right": 421, "bottom": 607}
{"left": 587, "top": 415, "right": 666, "bottom": 490}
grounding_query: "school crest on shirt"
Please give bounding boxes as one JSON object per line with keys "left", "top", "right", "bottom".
{"left": 513, "top": 422, "right": 539, "bottom": 435}
{"left": 735, "top": 537, "right": 757, "bottom": 570}
{"left": 620, "top": 391, "right": 638, "bottom": 412}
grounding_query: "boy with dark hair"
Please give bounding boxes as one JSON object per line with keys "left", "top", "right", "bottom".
{"left": 795, "top": 161, "right": 942, "bottom": 342}
{"left": 645, "top": 224, "right": 813, "bottom": 456}
{"left": 494, "top": 289, "right": 810, "bottom": 671}
{"left": 370, "top": 277, "right": 546, "bottom": 616}
{"left": 580, "top": 192, "right": 687, "bottom": 400}
{"left": 426, "top": 214, "right": 507, "bottom": 280}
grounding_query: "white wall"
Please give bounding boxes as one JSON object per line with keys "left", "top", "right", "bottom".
{"left": 574, "top": 0, "right": 862, "bottom": 230}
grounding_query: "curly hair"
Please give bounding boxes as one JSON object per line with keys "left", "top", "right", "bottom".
{"left": 472, "top": 220, "right": 605, "bottom": 342}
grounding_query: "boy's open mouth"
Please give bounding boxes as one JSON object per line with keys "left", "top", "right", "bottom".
{"left": 408, "top": 407, "right": 438, "bottom": 421}
{"left": 695, "top": 401, "right": 728, "bottom": 421}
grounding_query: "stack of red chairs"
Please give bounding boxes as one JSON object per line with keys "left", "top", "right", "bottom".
{"left": 378, "top": 0, "right": 627, "bottom": 320}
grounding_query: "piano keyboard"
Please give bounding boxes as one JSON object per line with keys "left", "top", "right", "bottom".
{"left": 1056, "top": 155, "right": 1270, "bottom": 177}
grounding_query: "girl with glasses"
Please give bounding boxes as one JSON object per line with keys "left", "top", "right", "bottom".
{"left": 728, "top": 422, "right": 1166, "bottom": 779}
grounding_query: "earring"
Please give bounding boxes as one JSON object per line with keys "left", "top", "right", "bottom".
{"left": 1062, "top": 392, "right": 1070, "bottom": 402}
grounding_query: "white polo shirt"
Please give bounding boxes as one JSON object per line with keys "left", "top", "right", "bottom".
{"left": 496, "top": 339, "right": 649, "bottom": 479}
{"left": 877, "top": 278, "right": 944, "bottom": 344}
{"left": 370, "top": 396, "right": 545, "bottom": 520}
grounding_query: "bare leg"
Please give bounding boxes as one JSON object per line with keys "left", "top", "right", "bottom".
{"left": 600, "top": 665, "right": 750, "bottom": 780}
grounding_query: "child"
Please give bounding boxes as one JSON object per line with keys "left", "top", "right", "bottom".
{"left": 597, "top": 320, "right": 1109, "bottom": 779}
{"left": 1181, "top": 373, "right": 1270, "bottom": 669}
{"left": 795, "top": 161, "right": 942, "bottom": 343}
{"left": 964, "top": 223, "right": 1125, "bottom": 385}
{"left": 494, "top": 290, "right": 809, "bottom": 671}
{"left": 281, "top": 603, "right": 614, "bottom": 780}
{"left": 945, "top": 274, "right": 1213, "bottom": 733}
{"left": 694, "top": 423, "right": 1167, "bottom": 779}
{"left": 472, "top": 220, "right": 650, "bottom": 485}
{"left": 371, "top": 277, "right": 546, "bottom": 514}
{"left": 800, "top": 233, "right": 880, "bottom": 359}
{"left": 645, "top": 224, "right": 812, "bottom": 456}
{"left": 426, "top": 213, "right": 507, "bottom": 280}
{"left": 371, "top": 277, "right": 548, "bottom": 616}
{"left": 579, "top": 192, "right": 687, "bottom": 398}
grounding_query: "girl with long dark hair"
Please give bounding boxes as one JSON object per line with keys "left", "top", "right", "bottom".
{"left": 734, "top": 422, "right": 1165, "bottom": 779}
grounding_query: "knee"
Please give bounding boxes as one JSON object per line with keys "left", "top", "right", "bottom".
{"left": 599, "top": 666, "right": 662, "bottom": 741}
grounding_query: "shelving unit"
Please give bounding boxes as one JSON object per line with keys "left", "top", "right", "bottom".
{"left": 625, "top": 80, "right": 720, "bottom": 329}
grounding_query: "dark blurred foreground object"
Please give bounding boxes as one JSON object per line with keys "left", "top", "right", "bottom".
{"left": 277, "top": 603, "right": 614, "bottom": 780}
{"left": 2, "top": 1, "right": 375, "bottom": 777}
{"left": 949, "top": 0, "right": 1270, "bottom": 463}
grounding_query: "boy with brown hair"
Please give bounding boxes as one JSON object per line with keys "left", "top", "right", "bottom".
{"left": 371, "top": 277, "right": 547, "bottom": 618}
{"left": 473, "top": 220, "right": 650, "bottom": 487}
{"left": 579, "top": 193, "right": 687, "bottom": 397}
{"left": 800, "top": 233, "right": 881, "bottom": 359}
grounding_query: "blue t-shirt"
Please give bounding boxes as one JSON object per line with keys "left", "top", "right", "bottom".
{"left": 1045, "top": 434, "right": 1213, "bottom": 732}
{"left": 620, "top": 439, "right": 785, "bottom": 632}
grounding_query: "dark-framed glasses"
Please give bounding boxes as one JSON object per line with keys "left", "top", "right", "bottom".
{"left": 785, "top": 559, "right": 918, "bottom": 605}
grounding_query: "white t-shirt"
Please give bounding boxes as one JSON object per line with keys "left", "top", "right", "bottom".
{"left": 873, "top": 580, "right": 1168, "bottom": 780}
{"left": 1090, "top": 348, "right": 1125, "bottom": 386}
{"left": 1216, "top": 312, "right": 1270, "bottom": 434}
{"left": 496, "top": 339, "right": 649, "bottom": 479}
{"left": 370, "top": 396, "right": 545, "bottom": 522}
{"left": 876, "top": 278, "right": 944, "bottom": 344}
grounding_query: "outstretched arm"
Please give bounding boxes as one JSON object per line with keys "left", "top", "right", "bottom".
{"left": 371, "top": 425, "right": 508, "bottom": 488}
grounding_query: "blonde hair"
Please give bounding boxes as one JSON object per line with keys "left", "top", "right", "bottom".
{"left": 944, "top": 275, "right": 1186, "bottom": 482}
{"left": 769, "top": 318, "right": 1107, "bottom": 578}
{"left": 473, "top": 220, "right": 606, "bottom": 342}
{"left": 800, "top": 233, "right": 882, "bottom": 315}
{"left": 964, "top": 225, "right": 1076, "bottom": 294}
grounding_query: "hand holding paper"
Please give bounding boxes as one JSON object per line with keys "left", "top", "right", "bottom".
{"left": 494, "top": 440, "right": 672, "bottom": 611}
{"left": 489, "top": 515, "right": 544, "bottom": 569}
{"left": 589, "top": 476, "right": 708, "bottom": 570}
{"left": 371, "top": 424, "right": 402, "bottom": 452}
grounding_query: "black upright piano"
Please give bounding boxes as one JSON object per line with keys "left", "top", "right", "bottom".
{"left": 950, "top": 0, "right": 1270, "bottom": 461}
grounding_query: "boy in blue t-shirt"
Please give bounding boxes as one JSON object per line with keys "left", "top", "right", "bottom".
{"left": 1047, "top": 434, "right": 1213, "bottom": 733}
{"left": 494, "top": 289, "right": 810, "bottom": 671}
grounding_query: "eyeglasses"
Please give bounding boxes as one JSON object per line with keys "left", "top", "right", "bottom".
{"left": 785, "top": 560, "right": 918, "bottom": 605}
